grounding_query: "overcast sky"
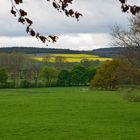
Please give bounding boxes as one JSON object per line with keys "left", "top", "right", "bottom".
{"left": 0, "top": 0, "right": 139, "bottom": 50}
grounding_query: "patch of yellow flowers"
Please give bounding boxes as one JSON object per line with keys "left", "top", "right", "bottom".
{"left": 33, "top": 54, "right": 112, "bottom": 62}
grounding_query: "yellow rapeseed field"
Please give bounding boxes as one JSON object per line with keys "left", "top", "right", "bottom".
{"left": 33, "top": 54, "right": 112, "bottom": 62}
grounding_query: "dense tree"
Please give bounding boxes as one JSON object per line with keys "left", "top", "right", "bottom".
{"left": 91, "top": 58, "right": 140, "bottom": 90}
{"left": 57, "top": 65, "right": 97, "bottom": 86}
{"left": 0, "top": 68, "right": 8, "bottom": 88}
{"left": 71, "top": 65, "right": 88, "bottom": 86}
{"left": 91, "top": 60, "right": 121, "bottom": 90}
{"left": 116, "top": 61, "right": 140, "bottom": 86}
{"left": 57, "top": 70, "right": 71, "bottom": 86}
{"left": 41, "top": 66, "right": 58, "bottom": 86}
{"left": 87, "top": 67, "right": 97, "bottom": 82}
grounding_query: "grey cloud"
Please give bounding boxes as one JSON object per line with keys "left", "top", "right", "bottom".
{"left": 0, "top": 0, "right": 133, "bottom": 36}
{"left": 0, "top": 0, "right": 139, "bottom": 49}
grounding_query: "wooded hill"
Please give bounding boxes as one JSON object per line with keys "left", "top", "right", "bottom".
{"left": 0, "top": 47, "right": 124, "bottom": 58}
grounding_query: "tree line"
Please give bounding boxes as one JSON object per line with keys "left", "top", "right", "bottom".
{"left": 0, "top": 52, "right": 97, "bottom": 88}
{"left": 0, "top": 51, "right": 139, "bottom": 90}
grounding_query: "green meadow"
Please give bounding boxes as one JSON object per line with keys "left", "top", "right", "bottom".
{"left": 0, "top": 87, "right": 140, "bottom": 140}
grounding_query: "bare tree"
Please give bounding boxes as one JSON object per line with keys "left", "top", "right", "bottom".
{"left": 111, "top": 15, "right": 140, "bottom": 86}
{"left": 111, "top": 16, "right": 140, "bottom": 69}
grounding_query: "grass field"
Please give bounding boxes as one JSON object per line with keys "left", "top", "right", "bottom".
{"left": 0, "top": 87, "right": 140, "bottom": 140}
{"left": 33, "top": 54, "right": 112, "bottom": 62}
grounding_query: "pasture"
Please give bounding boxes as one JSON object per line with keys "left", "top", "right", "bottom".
{"left": 33, "top": 53, "right": 112, "bottom": 62}
{"left": 0, "top": 87, "right": 140, "bottom": 140}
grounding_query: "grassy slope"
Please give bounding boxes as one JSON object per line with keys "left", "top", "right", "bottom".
{"left": 0, "top": 87, "right": 140, "bottom": 140}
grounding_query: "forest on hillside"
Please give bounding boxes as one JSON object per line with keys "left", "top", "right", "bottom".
{"left": 0, "top": 47, "right": 124, "bottom": 58}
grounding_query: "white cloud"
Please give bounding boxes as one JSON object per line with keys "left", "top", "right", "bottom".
{"left": 53, "top": 33, "right": 111, "bottom": 50}
{"left": 0, "top": 33, "right": 110, "bottom": 50}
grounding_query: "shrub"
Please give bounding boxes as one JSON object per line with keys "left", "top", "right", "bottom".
{"left": 20, "top": 80, "right": 31, "bottom": 88}
{"left": 91, "top": 59, "right": 140, "bottom": 90}
{"left": 6, "top": 81, "right": 16, "bottom": 88}
{"left": 91, "top": 60, "right": 120, "bottom": 90}
{"left": 124, "top": 93, "right": 140, "bottom": 102}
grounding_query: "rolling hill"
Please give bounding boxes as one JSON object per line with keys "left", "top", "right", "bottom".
{"left": 0, "top": 47, "right": 124, "bottom": 58}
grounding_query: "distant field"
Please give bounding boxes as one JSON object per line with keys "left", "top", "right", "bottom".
{"left": 33, "top": 54, "right": 112, "bottom": 62}
{"left": 0, "top": 87, "right": 140, "bottom": 140}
